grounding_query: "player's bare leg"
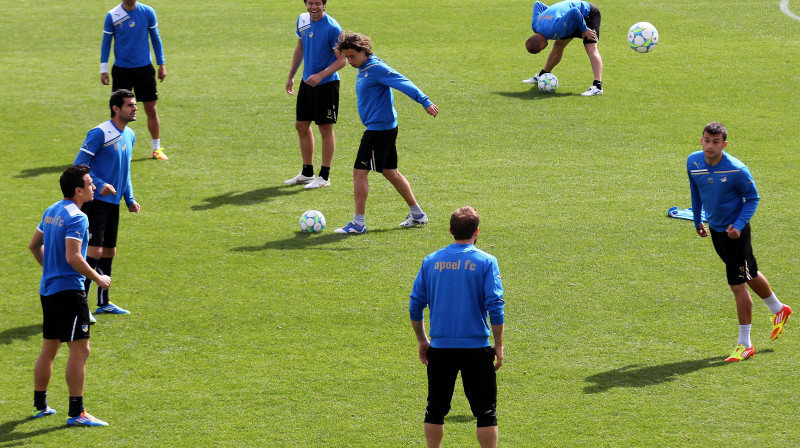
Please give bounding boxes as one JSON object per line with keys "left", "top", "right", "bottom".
{"left": 296, "top": 121, "right": 315, "bottom": 165}
{"left": 381, "top": 169, "right": 417, "bottom": 206}
{"left": 543, "top": 38, "right": 571, "bottom": 72}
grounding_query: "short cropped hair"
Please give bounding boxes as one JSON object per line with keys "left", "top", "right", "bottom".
{"left": 61, "top": 164, "right": 91, "bottom": 198}
{"left": 109, "top": 89, "right": 135, "bottom": 118}
{"left": 450, "top": 206, "right": 480, "bottom": 240}
{"left": 305, "top": 0, "right": 327, "bottom": 4}
{"left": 704, "top": 122, "right": 727, "bottom": 141}
{"left": 336, "top": 32, "right": 373, "bottom": 57}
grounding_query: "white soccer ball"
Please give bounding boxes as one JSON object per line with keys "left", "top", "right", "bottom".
{"left": 537, "top": 73, "right": 559, "bottom": 93}
{"left": 627, "top": 22, "right": 659, "bottom": 53}
{"left": 299, "top": 210, "right": 326, "bottom": 233}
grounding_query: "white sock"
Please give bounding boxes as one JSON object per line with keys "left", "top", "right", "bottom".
{"left": 738, "top": 324, "right": 752, "bottom": 347}
{"left": 152, "top": 139, "right": 161, "bottom": 150}
{"left": 353, "top": 214, "right": 365, "bottom": 227}
{"left": 762, "top": 293, "right": 784, "bottom": 314}
{"left": 409, "top": 204, "right": 424, "bottom": 218}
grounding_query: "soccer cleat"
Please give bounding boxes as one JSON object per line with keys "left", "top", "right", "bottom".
{"left": 31, "top": 406, "right": 57, "bottom": 419}
{"left": 152, "top": 147, "right": 169, "bottom": 160}
{"left": 724, "top": 344, "right": 755, "bottom": 362}
{"left": 399, "top": 213, "right": 429, "bottom": 228}
{"left": 66, "top": 410, "right": 108, "bottom": 427}
{"left": 284, "top": 174, "right": 315, "bottom": 185}
{"left": 334, "top": 222, "right": 367, "bottom": 234}
{"left": 304, "top": 176, "right": 331, "bottom": 189}
{"left": 88, "top": 310, "right": 96, "bottom": 325}
{"left": 771, "top": 305, "right": 792, "bottom": 341}
{"left": 94, "top": 302, "right": 130, "bottom": 315}
{"left": 581, "top": 85, "right": 604, "bottom": 96}
{"left": 522, "top": 75, "right": 539, "bottom": 84}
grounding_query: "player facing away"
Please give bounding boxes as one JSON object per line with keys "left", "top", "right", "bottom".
{"left": 28, "top": 165, "right": 110, "bottom": 426}
{"left": 409, "top": 206, "right": 505, "bottom": 448}
{"left": 101, "top": 0, "right": 169, "bottom": 160}
{"left": 522, "top": 0, "right": 604, "bottom": 96}
{"left": 687, "top": 122, "right": 792, "bottom": 362}
{"left": 74, "top": 89, "right": 141, "bottom": 316}
{"left": 333, "top": 32, "right": 438, "bottom": 234}
{"left": 284, "top": 0, "right": 346, "bottom": 189}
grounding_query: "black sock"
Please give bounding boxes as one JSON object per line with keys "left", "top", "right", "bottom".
{"left": 539, "top": 69, "right": 550, "bottom": 76}
{"left": 593, "top": 80, "right": 603, "bottom": 89}
{"left": 34, "top": 390, "right": 48, "bottom": 411}
{"left": 68, "top": 396, "right": 84, "bottom": 418}
{"left": 302, "top": 164, "right": 314, "bottom": 177}
{"left": 84, "top": 256, "right": 99, "bottom": 296}
{"left": 319, "top": 166, "right": 330, "bottom": 181}
{"left": 97, "top": 257, "right": 113, "bottom": 306}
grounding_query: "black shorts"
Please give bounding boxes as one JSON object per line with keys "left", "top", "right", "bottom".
{"left": 424, "top": 346, "right": 498, "bottom": 427}
{"left": 41, "top": 290, "right": 91, "bottom": 342}
{"left": 296, "top": 80, "right": 339, "bottom": 125}
{"left": 710, "top": 223, "right": 759, "bottom": 285}
{"left": 354, "top": 127, "right": 399, "bottom": 173}
{"left": 112, "top": 64, "right": 158, "bottom": 102}
{"left": 82, "top": 200, "right": 120, "bottom": 248}
{"left": 566, "top": 3, "right": 601, "bottom": 44}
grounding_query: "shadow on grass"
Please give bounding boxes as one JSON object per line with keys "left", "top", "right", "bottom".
{"left": 492, "top": 90, "right": 582, "bottom": 101}
{"left": 192, "top": 185, "right": 305, "bottom": 211}
{"left": 445, "top": 414, "right": 475, "bottom": 424}
{"left": 232, "top": 227, "right": 403, "bottom": 251}
{"left": 583, "top": 350, "right": 774, "bottom": 394}
{"left": 0, "top": 417, "right": 68, "bottom": 445}
{"left": 14, "top": 164, "right": 71, "bottom": 179}
{"left": 0, "top": 325, "right": 40, "bottom": 346}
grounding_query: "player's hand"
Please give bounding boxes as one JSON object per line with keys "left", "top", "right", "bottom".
{"left": 286, "top": 78, "right": 295, "bottom": 95}
{"left": 726, "top": 224, "right": 740, "bottom": 239}
{"left": 128, "top": 202, "right": 140, "bottom": 213}
{"left": 695, "top": 224, "right": 708, "bottom": 237}
{"left": 158, "top": 65, "right": 166, "bottom": 82}
{"left": 582, "top": 29, "right": 598, "bottom": 41}
{"left": 418, "top": 340, "right": 431, "bottom": 366}
{"left": 493, "top": 345, "right": 504, "bottom": 371}
{"left": 100, "top": 184, "right": 116, "bottom": 196}
{"left": 425, "top": 104, "right": 439, "bottom": 117}
{"left": 96, "top": 274, "right": 111, "bottom": 290}
{"left": 101, "top": 72, "right": 110, "bottom": 85}
{"left": 305, "top": 73, "right": 322, "bottom": 87}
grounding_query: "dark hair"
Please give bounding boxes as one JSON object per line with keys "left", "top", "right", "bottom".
{"left": 110, "top": 89, "right": 135, "bottom": 118}
{"left": 304, "top": 0, "right": 327, "bottom": 5}
{"left": 336, "top": 32, "right": 373, "bottom": 57}
{"left": 703, "top": 122, "right": 727, "bottom": 141}
{"left": 450, "top": 206, "right": 480, "bottom": 240}
{"left": 60, "top": 164, "right": 91, "bottom": 198}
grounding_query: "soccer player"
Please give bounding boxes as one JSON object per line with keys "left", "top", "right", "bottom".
{"left": 101, "top": 0, "right": 169, "bottom": 160}
{"left": 687, "top": 122, "right": 792, "bottom": 362}
{"left": 28, "top": 164, "right": 111, "bottom": 427}
{"left": 409, "top": 206, "right": 505, "bottom": 448}
{"left": 284, "top": 0, "right": 346, "bottom": 189}
{"left": 333, "top": 32, "right": 438, "bottom": 234}
{"left": 522, "top": 0, "right": 604, "bottom": 96}
{"left": 74, "top": 89, "right": 141, "bottom": 315}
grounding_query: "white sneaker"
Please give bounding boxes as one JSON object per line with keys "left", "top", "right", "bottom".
{"left": 581, "top": 85, "right": 603, "bottom": 96}
{"left": 304, "top": 176, "right": 331, "bottom": 189}
{"left": 399, "top": 213, "right": 429, "bottom": 228}
{"left": 522, "top": 75, "right": 539, "bottom": 84}
{"left": 284, "top": 174, "right": 314, "bottom": 185}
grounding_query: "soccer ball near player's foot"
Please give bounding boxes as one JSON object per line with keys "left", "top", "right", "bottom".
{"left": 299, "top": 210, "right": 326, "bottom": 233}
{"left": 627, "top": 22, "right": 658, "bottom": 53}
{"left": 537, "top": 73, "right": 558, "bottom": 93}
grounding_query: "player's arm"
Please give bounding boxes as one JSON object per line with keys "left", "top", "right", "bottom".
{"left": 286, "top": 38, "right": 303, "bottom": 94}
{"left": 491, "top": 324, "right": 504, "bottom": 371}
{"left": 148, "top": 10, "right": 166, "bottom": 82}
{"left": 101, "top": 14, "right": 113, "bottom": 85}
{"left": 410, "top": 319, "right": 430, "bottom": 366}
{"left": 28, "top": 228, "right": 44, "bottom": 267}
{"left": 65, "top": 238, "right": 111, "bottom": 290}
{"left": 688, "top": 170, "right": 707, "bottom": 236}
{"left": 484, "top": 260, "right": 505, "bottom": 370}
{"left": 75, "top": 132, "right": 114, "bottom": 196}
{"left": 409, "top": 265, "right": 431, "bottom": 365}
{"left": 382, "top": 70, "right": 438, "bottom": 117}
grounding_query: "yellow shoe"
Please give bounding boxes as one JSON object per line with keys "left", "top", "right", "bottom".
{"left": 771, "top": 305, "right": 792, "bottom": 341}
{"left": 724, "top": 344, "right": 754, "bottom": 362}
{"left": 152, "top": 147, "right": 169, "bottom": 160}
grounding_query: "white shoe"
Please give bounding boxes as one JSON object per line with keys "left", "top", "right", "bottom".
{"left": 284, "top": 174, "right": 314, "bottom": 185}
{"left": 522, "top": 75, "right": 539, "bottom": 84}
{"left": 304, "top": 176, "right": 331, "bottom": 189}
{"left": 399, "top": 213, "right": 429, "bottom": 228}
{"left": 581, "top": 85, "right": 603, "bottom": 96}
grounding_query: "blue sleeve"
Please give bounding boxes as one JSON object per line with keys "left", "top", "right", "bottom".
{"left": 101, "top": 13, "right": 113, "bottom": 64}
{"left": 122, "top": 133, "right": 136, "bottom": 206}
{"left": 688, "top": 166, "right": 704, "bottom": 229}
{"left": 74, "top": 129, "right": 108, "bottom": 192}
{"left": 149, "top": 9, "right": 165, "bottom": 65}
{"left": 66, "top": 214, "right": 88, "bottom": 242}
{"left": 733, "top": 169, "right": 759, "bottom": 231}
{"left": 381, "top": 69, "right": 433, "bottom": 109}
{"left": 567, "top": 7, "right": 588, "bottom": 33}
{"left": 409, "top": 264, "right": 428, "bottom": 321}
{"left": 484, "top": 259, "right": 505, "bottom": 325}
{"left": 532, "top": 1, "right": 548, "bottom": 30}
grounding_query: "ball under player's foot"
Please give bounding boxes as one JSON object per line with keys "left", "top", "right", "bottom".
{"left": 724, "top": 344, "right": 754, "bottom": 362}
{"left": 771, "top": 305, "right": 792, "bottom": 341}
{"left": 152, "top": 147, "right": 169, "bottom": 160}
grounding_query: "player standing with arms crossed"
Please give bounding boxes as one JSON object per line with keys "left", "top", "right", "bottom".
{"left": 687, "top": 122, "right": 792, "bottom": 361}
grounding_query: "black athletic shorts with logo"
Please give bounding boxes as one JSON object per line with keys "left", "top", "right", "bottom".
{"left": 296, "top": 80, "right": 339, "bottom": 125}
{"left": 354, "top": 127, "right": 399, "bottom": 173}
{"left": 82, "top": 200, "right": 120, "bottom": 248}
{"left": 424, "top": 346, "right": 498, "bottom": 427}
{"left": 710, "top": 223, "right": 759, "bottom": 286}
{"left": 566, "top": 3, "right": 601, "bottom": 44}
{"left": 112, "top": 64, "right": 158, "bottom": 102}
{"left": 41, "top": 290, "right": 91, "bottom": 342}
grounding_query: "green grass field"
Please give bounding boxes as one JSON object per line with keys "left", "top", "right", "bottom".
{"left": 2, "top": 0, "right": 799, "bottom": 446}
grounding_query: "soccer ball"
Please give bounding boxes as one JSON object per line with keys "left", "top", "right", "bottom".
{"left": 299, "top": 210, "right": 326, "bottom": 233}
{"left": 537, "top": 73, "right": 558, "bottom": 93}
{"left": 627, "top": 22, "right": 658, "bottom": 53}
